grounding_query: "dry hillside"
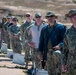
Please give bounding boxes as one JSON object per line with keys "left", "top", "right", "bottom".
{"left": 0, "top": 0, "right": 76, "bottom": 24}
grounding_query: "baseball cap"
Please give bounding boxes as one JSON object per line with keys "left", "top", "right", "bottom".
{"left": 35, "top": 12, "right": 42, "bottom": 18}
{"left": 25, "top": 12, "right": 31, "bottom": 17}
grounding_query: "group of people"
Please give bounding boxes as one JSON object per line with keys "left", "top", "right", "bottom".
{"left": 0, "top": 9, "right": 76, "bottom": 75}
{"left": 0, "top": 16, "right": 22, "bottom": 54}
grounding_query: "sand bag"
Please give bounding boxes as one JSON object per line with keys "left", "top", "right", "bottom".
{"left": 13, "top": 53, "right": 25, "bottom": 65}
{"left": 1, "top": 43, "right": 7, "bottom": 52}
{"left": 7, "top": 49, "right": 13, "bottom": 58}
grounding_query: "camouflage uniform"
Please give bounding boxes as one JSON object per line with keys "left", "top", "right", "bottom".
{"left": 31, "top": 48, "right": 41, "bottom": 69}
{"left": 0, "top": 17, "right": 7, "bottom": 44}
{"left": 47, "top": 51, "right": 62, "bottom": 75}
{"left": 63, "top": 9, "right": 76, "bottom": 75}
{"left": 3, "top": 22, "right": 11, "bottom": 49}
{"left": 20, "top": 20, "right": 34, "bottom": 49}
{"left": 20, "top": 20, "right": 34, "bottom": 67}
{"left": 64, "top": 26, "right": 76, "bottom": 75}
{"left": 0, "top": 22, "right": 3, "bottom": 48}
{"left": 9, "top": 23, "right": 22, "bottom": 54}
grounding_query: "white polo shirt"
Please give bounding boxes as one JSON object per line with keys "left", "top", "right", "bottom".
{"left": 30, "top": 23, "right": 47, "bottom": 48}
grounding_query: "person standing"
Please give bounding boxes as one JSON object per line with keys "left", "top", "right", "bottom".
{"left": 64, "top": 9, "right": 76, "bottom": 75}
{"left": 3, "top": 16, "right": 13, "bottom": 49}
{"left": 20, "top": 12, "right": 34, "bottom": 49}
{"left": 9, "top": 17, "right": 22, "bottom": 54}
{"left": 25, "top": 12, "right": 47, "bottom": 70}
{"left": 20, "top": 12, "right": 34, "bottom": 68}
{"left": 38, "top": 11, "right": 66, "bottom": 75}
{"left": 0, "top": 17, "right": 7, "bottom": 49}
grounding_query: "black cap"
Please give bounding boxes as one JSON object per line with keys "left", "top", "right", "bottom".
{"left": 12, "top": 17, "right": 18, "bottom": 22}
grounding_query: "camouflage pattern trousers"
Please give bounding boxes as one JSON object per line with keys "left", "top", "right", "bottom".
{"left": 31, "top": 48, "right": 41, "bottom": 69}
{"left": 3, "top": 31, "right": 10, "bottom": 49}
{"left": 11, "top": 39, "right": 22, "bottom": 54}
{"left": 24, "top": 44, "right": 31, "bottom": 67}
{"left": 0, "top": 29, "right": 2, "bottom": 48}
{"left": 46, "top": 50, "right": 62, "bottom": 75}
{"left": 67, "top": 52, "right": 76, "bottom": 75}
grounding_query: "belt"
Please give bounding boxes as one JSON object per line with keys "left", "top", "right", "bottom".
{"left": 48, "top": 49, "right": 53, "bottom": 51}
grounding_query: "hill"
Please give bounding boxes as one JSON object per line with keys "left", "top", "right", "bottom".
{"left": 0, "top": 0, "right": 76, "bottom": 23}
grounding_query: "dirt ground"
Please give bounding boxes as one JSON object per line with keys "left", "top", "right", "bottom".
{"left": 0, "top": 55, "right": 26, "bottom": 75}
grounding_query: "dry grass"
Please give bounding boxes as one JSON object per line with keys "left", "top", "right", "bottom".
{"left": 0, "top": 0, "right": 76, "bottom": 23}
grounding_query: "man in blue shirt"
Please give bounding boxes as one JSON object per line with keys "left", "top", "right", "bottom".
{"left": 38, "top": 11, "right": 66, "bottom": 75}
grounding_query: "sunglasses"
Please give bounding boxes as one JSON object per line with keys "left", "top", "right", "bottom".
{"left": 46, "top": 15, "right": 54, "bottom": 18}
{"left": 35, "top": 16, "right": 41, "bottom": 18}
{"left": 26, "top": 15, "right": 30, "bottom": 17}
{"left": 69, "top": 14, "right": 76, "bottom": 18}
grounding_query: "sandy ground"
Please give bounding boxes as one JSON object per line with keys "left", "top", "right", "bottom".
{"left": 0, "top": 56, "right": 26, "bottom": 75}
{"left": 0, "top": 68, "right": 25, "bottom": 75}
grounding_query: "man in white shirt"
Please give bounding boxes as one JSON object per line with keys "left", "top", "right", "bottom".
{"left": 25, "top": 12, "right": 47, "bottom": 69}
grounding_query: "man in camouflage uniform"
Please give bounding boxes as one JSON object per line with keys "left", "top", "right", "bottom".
{"left": 64, "top": 9, "right": 76, "bottom": 75}
{"left": 25, "top": 12, "right": 47, "bottom": 70}
{"left": 20, "top": 12, "right": 34, "bottom": 68}
{"left": 0, "top": 17, "right": 7, "bottom": 49}
{"left": 38, "top": 11, "right": 66, "bottom": 75}
{"left": 9, "top": 17, "right": 22, "bottom": 54}
{"left": 3, "top": 16, "right": 13, "bottom": 49}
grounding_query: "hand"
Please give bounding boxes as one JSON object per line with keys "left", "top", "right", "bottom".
{"left": 37, "top": 52, "right": 43, "bottom": 60}
{"left": 53, "top": 45, "right": 60, "bottom": 50}
{"left": 37, "top": 54, "right": 43, "bottom": 61}
{"left": 27, "top": 42, "right": 35, "bottom": 48}
{"left": 14, "top": 35, "right": 18, "bottom": 39}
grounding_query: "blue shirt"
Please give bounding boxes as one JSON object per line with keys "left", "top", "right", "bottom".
{"left": 38, "top": 22, "right": 66, "bottom": 60}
